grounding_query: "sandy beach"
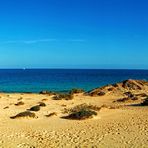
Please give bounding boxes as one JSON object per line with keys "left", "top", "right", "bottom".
{"left": 0, "top": 79, "right": 148, "bottom": 148}
{"left": 1, "top": 0, "right": 147, "bottom": 147}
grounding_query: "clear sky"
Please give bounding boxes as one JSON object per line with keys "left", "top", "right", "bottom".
{"left": 0, "top": 0, "right": 147, "bottom": 69}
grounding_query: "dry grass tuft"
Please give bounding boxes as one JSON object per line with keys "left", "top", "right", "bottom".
{"left": 39, "top": 91, "right": 56, "bottom": 96}
{"left": 42, "top": 98, "right": 48, "bottom": 102}
{"left": 45, "top": 112, "right": 57, "bottom": 117}
{"left": 3, "top": 106, "right": 9, "bottom": 109}
{"left": 15, "top": 101, "right": 25, "bottom": 106}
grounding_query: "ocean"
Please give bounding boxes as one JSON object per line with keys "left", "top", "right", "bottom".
{"left": 0, "top": 69, "right": 148, "bottom": 93}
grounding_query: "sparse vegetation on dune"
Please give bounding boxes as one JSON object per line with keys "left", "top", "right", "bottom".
{"left": 53, "top": 93, "right": 74, "bottom": 100}
{"left": 136, "top": 93, "right": 148, "bottom": 97}
{"left": 87, "top": 79, "right": 148, "bottom": 97}
{"left": 141, "top": 98, "right": 148, "bottom": 106}
{"left": 114, "top": 96, "right": 139, "bottom": 103}
{"left": 63, "top": 103, "right": 101, "bottom": 114}
{"left": 29, "top": 105, "right": 40, "bottom": 111}
{"left": 18, "top": 97, "right": 23, "bottom": 101}
{"left": 39, "top": 91, "right": 56, "bottom": 96}
{"left": 87, "top": 90, "right": 106, "bottom": 97}
{"left": 42, "top": 98, "right": 48, "bottom": 101}
{"left": 15, "top": 101, "right": 25, "bottom": 106}
{"left": 10, "top": 111, "right": 36, "bottom": 119}
{"left": 114, "top": 91, "right": 140, "bottom": 103}
{"left": 3, "top": 106, "right": 9, "bottom": 109}
{"left": 45, "top": 112, "right": 57, "bottom": 117}
{"left": 63, "top": 108, "right": 97, "bottom": 120}
{"left": 124, "top": 91, "right": 135, "bottom": 98}
{"left": 62, "top": 103, "right": 100, "bottom": 120}
{"left": 114, "top": 97, "right": 131, "bottom": 103}
{"left": 38, "top": 102, "right": 46, "bottom": 107}
{"left": 70, "top": 88, "right": 85, "bottom": 94}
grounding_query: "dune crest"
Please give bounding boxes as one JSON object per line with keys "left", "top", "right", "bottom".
{"left": 87, "top": 79, "right": 148, "bottom": 96}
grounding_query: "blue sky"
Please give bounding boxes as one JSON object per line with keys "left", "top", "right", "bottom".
{"left": 0, "top": 0, "right": 147, "bottom": 69}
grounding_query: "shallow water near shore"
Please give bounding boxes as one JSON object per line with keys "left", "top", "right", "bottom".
{"left": 0, "top": 69, "right": 148, "bottom": 93}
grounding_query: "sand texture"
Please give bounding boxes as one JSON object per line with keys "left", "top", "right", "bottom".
{"left": 0, "top": 79, "right": 147, "bottom": 147}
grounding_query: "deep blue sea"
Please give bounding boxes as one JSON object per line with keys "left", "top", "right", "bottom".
{"left": 0, "top": 69, "right": 148, "bottom": 93}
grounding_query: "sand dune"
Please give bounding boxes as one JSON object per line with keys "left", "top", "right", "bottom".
{"left": 0, "top": 80, "right": 148, "bottom": 147}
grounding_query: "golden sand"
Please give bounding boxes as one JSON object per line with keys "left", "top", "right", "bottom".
{"left": 0, "top": 89, "right": 147, "bottom": 148}
{"left": 0, "top": 80, "right": 148, "bottom": 148}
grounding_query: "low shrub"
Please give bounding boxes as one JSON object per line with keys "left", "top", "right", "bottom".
{"left": 70, "top": 88, "right": 85, "bottom": 94}
{"left": 131, "top": 97, "right": 138, "bottom": 101}
{"left": 42, "top": 98, "right": 48, "bottom": 101}
{"left": 53, "top": 93, "right": 74, "bottom": 100}
{"left": 39, "top": 91, "right": 56, "bottom": 96}
{"left": 63, "top": 103, "right": 101, "bottom": 114}
{"left": 3, "top": 106, "right": 9, "bottom": 109}
{"left": 98, "top": 91, "right": 106, "bottom": 96}
{"left": 29, "top": 105, "right": 40, "bottom": 111}
{"left": 64, "top": 109, "right": 97, "bottom": 120}
{"left": 10, "top": 111, "right": 36, "bottom": 119}
{"left": 124, "top": 92, "right": 134, "bottom": 98}
{"left": 18, "top": 97, "right": 23, "bottom": 101}
{"left": 15, "top": 101, "right": 24, "bottom": 106}
{"left": 115, "top": 97, "right": 130, "bottom": 102}
{"left": 89, "top": 91, "right": 106, "bottom": 97}
{"left": 141, "top": 98, "right": 148, "bottom": 106}
{"left": 38, "top": 102, "right": 46, "bottom": 107}
{"left": 136, "top": 93, "right": 148, "bottom": 97}
{"left": 115, "top": 96, "right": 138, "bottom": 103}
{"left": 45, "top": 112, "right": 57, "bottom": 117}
{"left": 108, "top": 87, "right": 114, "bottom": 91}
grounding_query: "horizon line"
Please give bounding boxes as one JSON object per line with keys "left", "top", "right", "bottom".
{"left": 0, "top": 68, "right": 147, "bottom": 70}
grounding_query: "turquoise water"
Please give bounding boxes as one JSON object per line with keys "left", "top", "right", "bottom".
{"left": 0, "top": 69, "right": 148, "bottom": 93}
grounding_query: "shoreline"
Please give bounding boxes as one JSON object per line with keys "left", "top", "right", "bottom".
{"left": 0, "top": 69, "right": 148, "bottom": 94}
